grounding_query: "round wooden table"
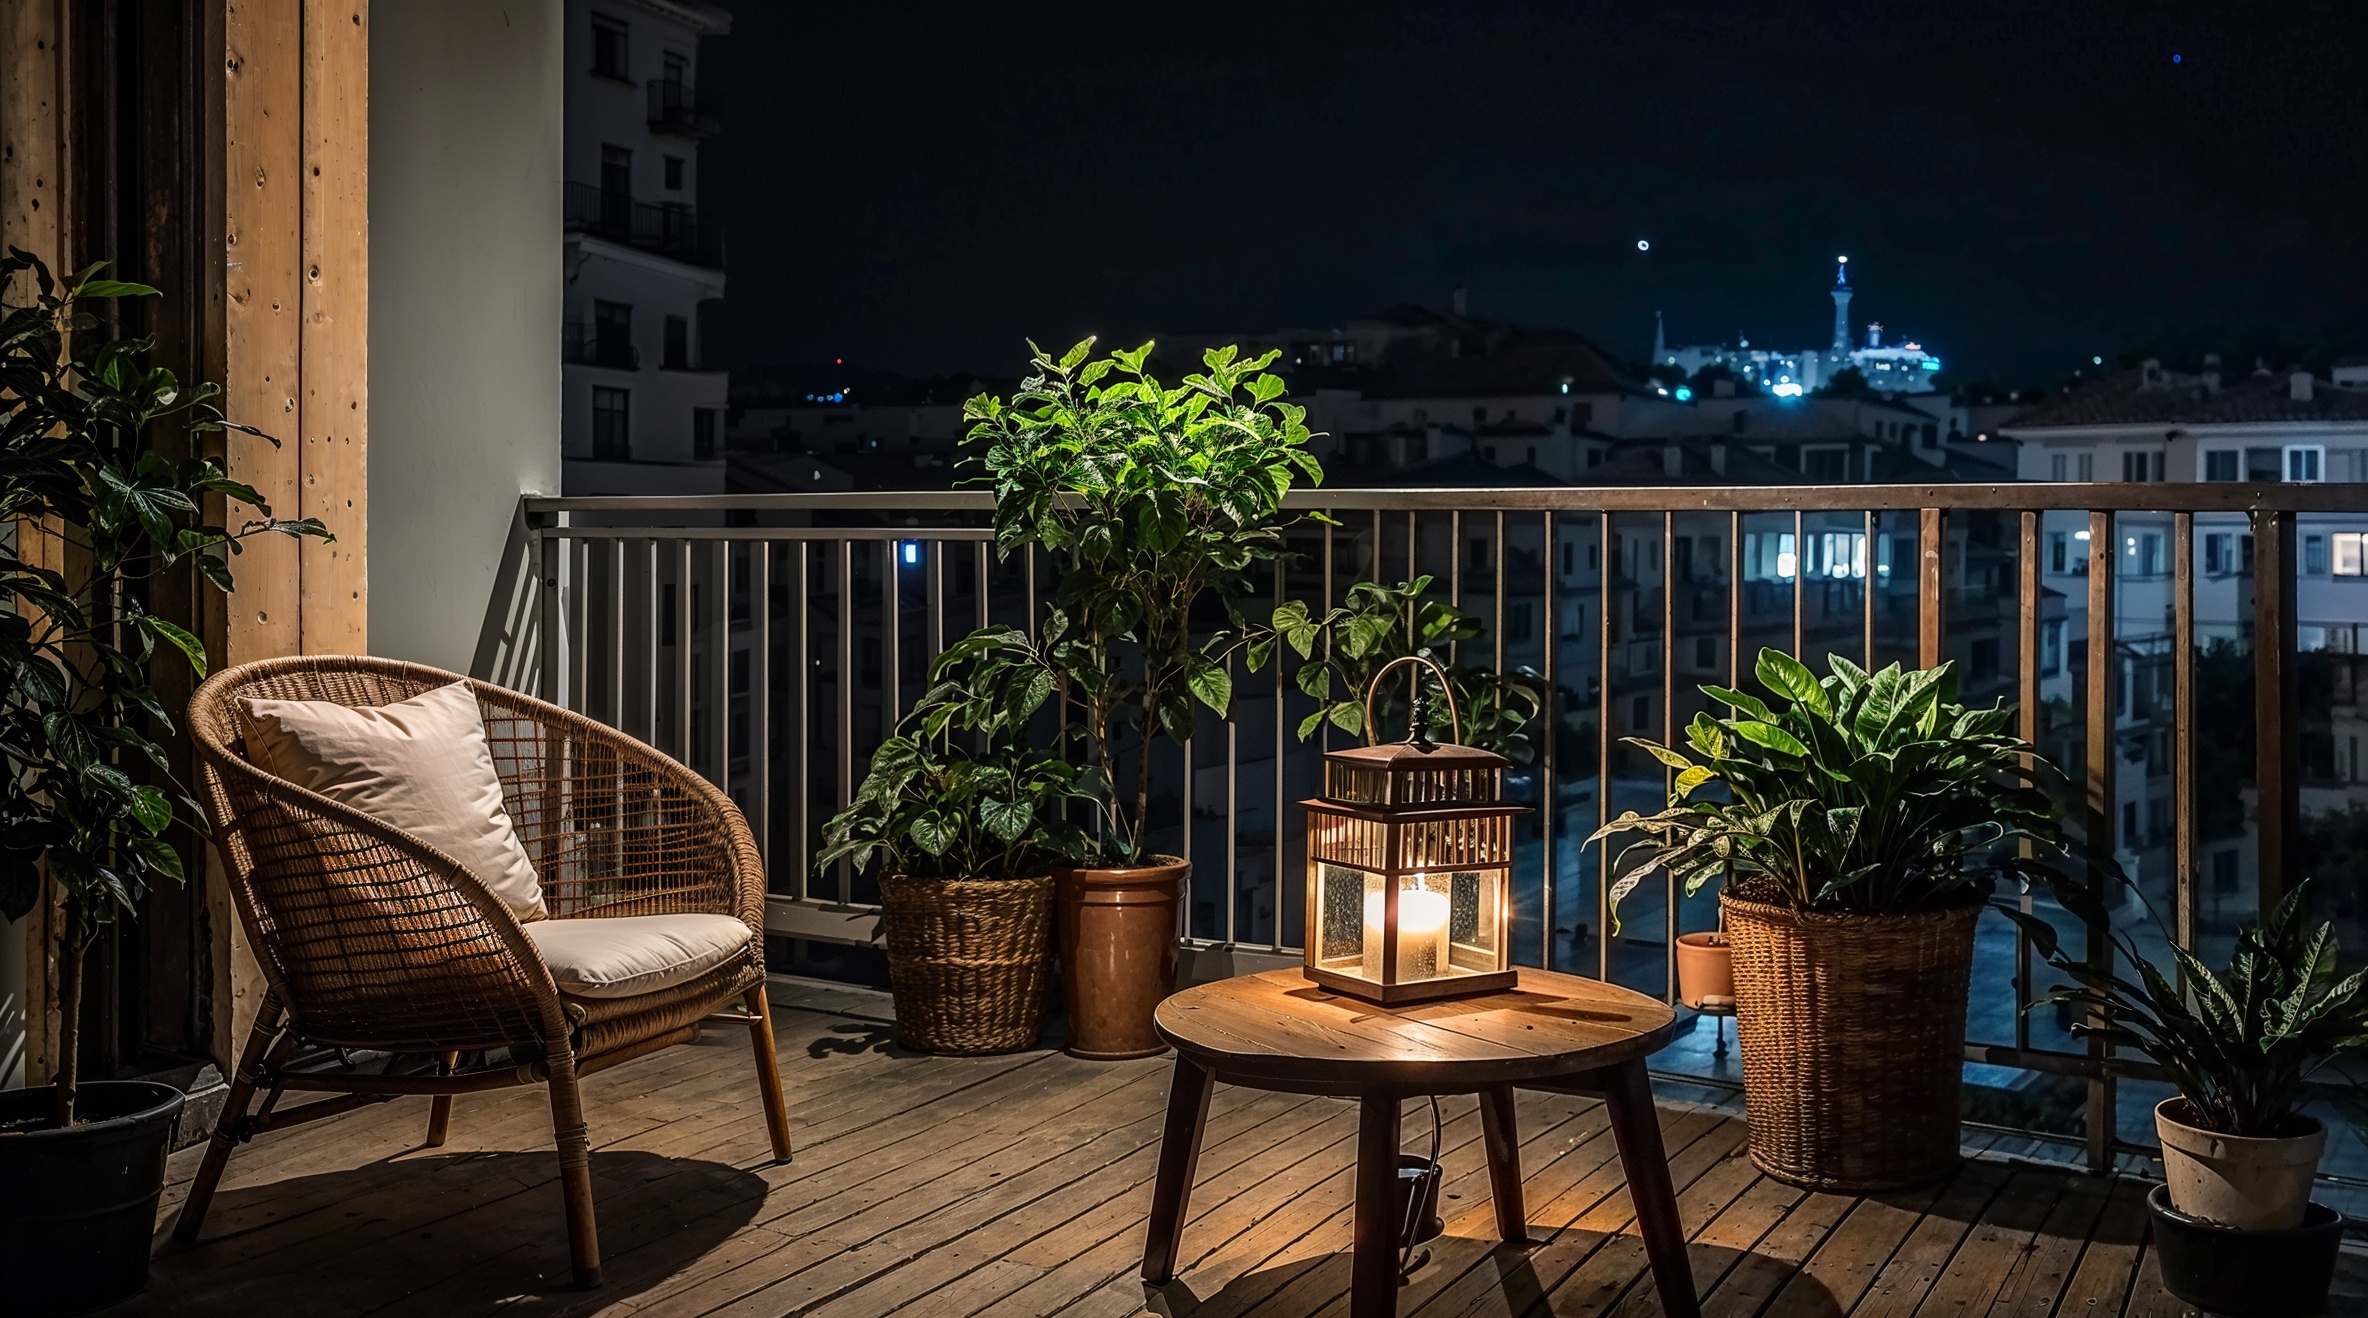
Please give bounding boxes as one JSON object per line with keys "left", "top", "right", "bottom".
{"left": 1141, "top": 968, "right": 1696, "bottom": 1318}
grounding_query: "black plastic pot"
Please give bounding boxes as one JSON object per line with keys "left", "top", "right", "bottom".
{"left": 2146, "top": 1183, "right": 2343, "bottom": 1318}
{"left": 0, "top": 1080, "right": 187, "bottom": 1316}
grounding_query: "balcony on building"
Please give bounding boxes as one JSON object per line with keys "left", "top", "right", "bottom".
{"left": 647, "top": 78, "right": 721, "bottom": 137}
{"left": 564, "top": 180, "right": 723, "bottom": 268}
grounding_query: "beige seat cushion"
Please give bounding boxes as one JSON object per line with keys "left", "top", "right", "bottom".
{"left": 523, "top": 913, "right": 753, "bottom": 999}
{"left": 239, "top": 680, "right": 548, "bottom": 921}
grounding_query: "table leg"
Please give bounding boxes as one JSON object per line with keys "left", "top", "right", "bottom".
{"left": 1141, "top": 1053, "right": 1214, "bottom": 1284}
{"left": 1352, "top": 1091, "right": 1402, "bottom": 1318}
{"left": 1600, "top": 1058, "right": 1701, "bottom": 1318}
{"left": 1479, "top": 1085, "right": 1529, "bottom": 1244}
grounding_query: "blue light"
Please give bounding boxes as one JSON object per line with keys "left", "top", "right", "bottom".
{"left": 2172, "top": 53, "right": 2182, "bottom": 63}
{"left": 900, "top": 542, "right": 921, "bottom": 567}
{"left": 1673, "top": 386, "right": 1694, "bottom": 402}
{"left": 1920, "top": 360, "right": 1942, "bottom": 371}
{"left": 1772, "top": 382, "right": 1805, "bottom": 399}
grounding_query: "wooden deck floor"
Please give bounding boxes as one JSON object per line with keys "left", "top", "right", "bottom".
{"left": 125, "top": 979, "right": 2344, "bottom": 1318}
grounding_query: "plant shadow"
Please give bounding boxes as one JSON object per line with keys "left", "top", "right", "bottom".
{"left": 128, "top": 1149, "right": 768, "bottom": 1317}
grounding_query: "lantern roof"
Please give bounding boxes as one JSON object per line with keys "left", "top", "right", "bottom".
{"left": 1322, "top": 739, "right": 1509, "bottom": 772}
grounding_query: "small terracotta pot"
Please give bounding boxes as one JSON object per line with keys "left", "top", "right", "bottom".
{"left": 1055, "top": 856, "right": 1186, "bottom": 1060}
{"left": 2156, "top": 1097, "right": 2325, "bottom": 1231}
{"left": 1674, "top": 931, "right": 1734, "bottom": 1011}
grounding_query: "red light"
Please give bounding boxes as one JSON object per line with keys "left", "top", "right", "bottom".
{"left": 835, "top": 357, "right": 843, "bottom": 365}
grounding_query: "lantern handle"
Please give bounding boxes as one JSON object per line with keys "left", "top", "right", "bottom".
{"left": 1362, "top": 654, "right": 1463, "bottom": 750}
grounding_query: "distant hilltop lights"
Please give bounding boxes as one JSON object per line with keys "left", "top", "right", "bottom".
{"left": 1652, "top": 258, "right": 1941, "bottom": 399}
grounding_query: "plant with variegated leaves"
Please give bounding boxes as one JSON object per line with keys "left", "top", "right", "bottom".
{"left": 1590, "top": 648, "right": 2068, "bottom": 928}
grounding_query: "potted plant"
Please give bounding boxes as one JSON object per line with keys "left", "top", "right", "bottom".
{"left": 0, "top": 252, "right": 327, "bottom": 1314}
{"left": 2010, "top": 884, "right": 2362, "bottom": 1317}
{"left": 961, "top": 339, "right": 1323, "bottom": 1058}
{"left": 818, "top": 627, "right": 1098, "bottom": 1054}
{"left": 1592, "top": 650, "right": 2069, "bottom": 1191}
{"left": 1252, "top": 575, "right": 1545, "bottom": 762}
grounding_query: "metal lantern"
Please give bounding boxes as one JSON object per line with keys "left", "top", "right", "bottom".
{"left": 1300, "top": 655, "right": 1527, "bottom": 1004}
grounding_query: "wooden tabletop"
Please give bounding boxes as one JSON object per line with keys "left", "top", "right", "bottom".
{"left": 1154, "top": 968, "right": 1677, "bottom": 1090}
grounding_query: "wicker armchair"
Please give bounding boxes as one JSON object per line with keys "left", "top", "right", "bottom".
{"left": 171, "top": 656, "right": 792, "bottom": 1288}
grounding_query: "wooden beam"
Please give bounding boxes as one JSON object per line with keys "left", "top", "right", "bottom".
{"left": 299, "top": 0, "right": 367, "bottom": 654}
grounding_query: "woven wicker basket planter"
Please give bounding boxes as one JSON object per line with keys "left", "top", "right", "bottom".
{"left": 879, "top": 873, "right": 1055, "bottom": 1055}
{"left": 1722, "top": 890, "right": 1983, "bottom": 1192}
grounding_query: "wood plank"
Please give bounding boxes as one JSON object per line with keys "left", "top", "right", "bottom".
{"left": 125, "top": 982, "right": 2189, "bottom": 1318}
{"left": 297, "top": 0, "right": 367, "bottom": 652}
{"left": 2048, "top": 1176, "right": 2151, "bottom": 1318}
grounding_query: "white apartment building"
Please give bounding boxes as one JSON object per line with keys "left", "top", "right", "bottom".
{"left": 2004, "top": 362, "right": 2368, "bottom": 915}
{"left": 562, "top": 0, "right": 732, "bottom": 495}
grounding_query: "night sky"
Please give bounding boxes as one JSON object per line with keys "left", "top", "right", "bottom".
{"left": 704, "top": 1, "right": 2366, "bottom": 388}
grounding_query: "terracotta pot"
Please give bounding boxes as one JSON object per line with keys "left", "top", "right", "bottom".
{"left": 1722, "top": 891, "right": 1982, "bottom": 1192}
{"left": 1056, "top": 856, "right": 1185, "bottom": 1060}
{"left": 2155, "top": 1097, "right": 2325, "bottom": 1231}
{"left": 1673, "top": 931, "right": 1734, "bottom": 1011}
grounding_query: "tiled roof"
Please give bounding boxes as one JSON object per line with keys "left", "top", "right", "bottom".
{"left": 2004, "top": 371, "right": 2368, "bottom": 429}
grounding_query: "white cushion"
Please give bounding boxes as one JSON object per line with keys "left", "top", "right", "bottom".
{"left": 239, "top": 680, "right": 548, "bottom": 921}
{"left": 522, "top": 913, "right": 753, "bottom": 999}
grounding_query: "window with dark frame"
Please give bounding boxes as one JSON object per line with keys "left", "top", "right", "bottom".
{"left": 2205, "top": 449, "right": 2238, "bottom": 481}
{"left": 592, "top": 386, "right": 630, "bottom": 461}
{"left": 693, "top": 407, "right": 717, "bottom": 460}
{"left": 663, "top": 155, "right": 685, "bottom": 190}
{"left": 591, "top": 16, "right": 628, "bottom": 80}
{"left": 663, "top": 315, "right": 688, "bottom": 369}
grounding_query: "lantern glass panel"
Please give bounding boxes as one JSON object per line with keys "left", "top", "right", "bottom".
{"left": 1316, "top": 863, "right": 1370, "bottom": 971}
{"left": 1447, "top": 869, "right": 1504, "bottom": 973}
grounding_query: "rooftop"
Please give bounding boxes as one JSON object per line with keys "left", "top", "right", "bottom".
{"left": 124, "top": 979, "right": 2332, "bottom": 1318}
{"left": 2006, "top": 368, "right": 2368, "bottom": 430}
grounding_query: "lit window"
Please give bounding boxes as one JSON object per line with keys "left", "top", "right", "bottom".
{"left": 2335, "top": 533, "right": 2364, "bottom": 577}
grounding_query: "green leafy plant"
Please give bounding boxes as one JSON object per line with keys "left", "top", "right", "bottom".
{"left": 962, "top": 339, "right": 1325, "bottom": 862}
{"left": 1243, "top": 576, "right": 1546, "bottom": 762}
{"left": 1, "top": 249, "right": 329, "bottom": 1124}
{"left": 2008, "top": 881, "right": 2368, "bottom": 1139}
{"left": 817, "top": 628, "right": 1099, "bottom": 881}
{"left": 1590, "top": 649, "right": 2066, "bottom": 928}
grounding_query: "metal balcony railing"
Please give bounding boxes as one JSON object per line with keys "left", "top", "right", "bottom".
{"left": 561, "top": 319, "right": 638, "bottom": 370}
{"left": 507, "top": 481, "right": 2368, "bottom": 1175}
{"left": 564, "top": 181, "right": 722, "bottom": 267}
{"left": 647, "top": 79, "right": 720, "bottom": 136}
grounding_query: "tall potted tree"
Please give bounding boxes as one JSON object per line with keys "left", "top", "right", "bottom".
{"left": 0, "top": 252, "right": 328, "bottom": 1314}
{"left": 1594, "top": 650, "right": 2070, "bottom": 1191}
{"left": 962, "top": 340, "right": 1323, "bottom": 1057}
{"left": 818, "top": 627, "right": 1098, "bottom": 1054}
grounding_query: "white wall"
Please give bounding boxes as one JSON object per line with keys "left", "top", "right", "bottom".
{"left": 369, "top": 0, "right": 566, "bottom": 673}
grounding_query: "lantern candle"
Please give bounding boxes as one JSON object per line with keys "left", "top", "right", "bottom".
{"left": 1363, "top": 886, "right": 1451, "bottom": 982}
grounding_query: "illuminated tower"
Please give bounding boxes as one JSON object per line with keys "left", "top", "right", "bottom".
{"left": 1829, "top": 256, "right": 1853, "bottom": 356}
{"left": 1652, "top": 310, "right": 1666, "bottom": 365}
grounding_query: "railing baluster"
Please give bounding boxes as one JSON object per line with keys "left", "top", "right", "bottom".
{"left": 1597, "top": 509, "right": 1612, "bottom": 983}
{"left": 2173, "top": 511, "right": 2195, "bottom": 959}
{"left": 568, "top": 536, "right": 589, "bottom": 712}
{"left": 2017, "top": 510, "right": 2040, "bottom": 1054}
{"left": 677, "top": 538, "right": 694, "bottom": 765}
{"left": 1661, "top": 509, "right": 1675, "bottom": 1000}
{"left": 1919, "top": 508, "right": 1945, "bottom": 669}
{"left": 608, "top": 539, "right": 626, "bottom": 729}
{"left": 712, "top": 540, "right": 730, "bottom": 787}
{"left": 2084, "top": 508, "right": 2117, "bottom": 1175}
{"left": 793, "top": 540, "right": 810, "bottom": 902}
{"left": 837, "top": 539, "right": 855, "bottom": 905}
{"left": 2253, "top": 509, "right": 2298, "bottom": 913}
{"left": 1791, "top": 509, "right": 1805, "bottom": 661}
{"left": 1541, "top": 510, "right": 1557, "bottom": 970}
{"left": 644, "top": 538, "right": 659, "bottom": 745}
{"left": 754, "top": 540, "right": 772, "bottom": 873}
{"left": 886, "top": 536, "right": 901, "bottom": 728}
{"left": 1862, "top": 508, "right": 1877, "bottom": 667}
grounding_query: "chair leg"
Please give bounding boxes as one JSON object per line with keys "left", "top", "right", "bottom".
{"left": 424, "top": 1051, "right": 460, "bottom": 1147}
{"left": 546, "top": 1052, "right": 602, "bottom": 1289}
{"left": 743, "top": 985, "right": 794, "bottom": 1163}
{"left": 173, "top": 995, "right": 289, "bottom": 1243}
